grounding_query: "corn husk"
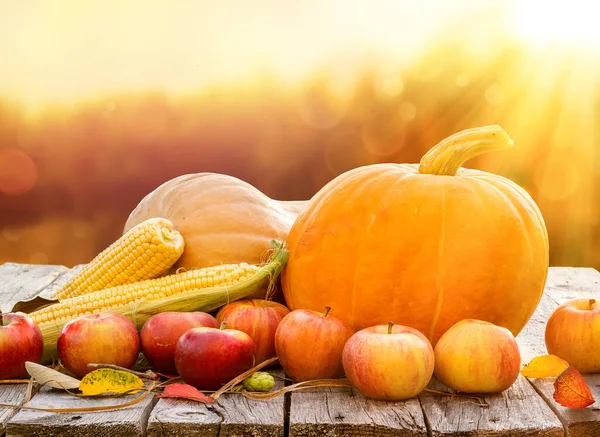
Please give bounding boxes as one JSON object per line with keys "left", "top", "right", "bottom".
{"left": 34, "top": 244, "right": 288, "bottom": 363}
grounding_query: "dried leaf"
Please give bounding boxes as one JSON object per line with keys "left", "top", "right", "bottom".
{"left": 553, "top": 366, "right": 595, "bottom": 408}
{"left": 79, "top": 368, "right": 144, "bottom": 396}
{"left": 157, "top": 383, "right": 214, "bottom": 404}
{"left": 521, "top": 354, "right": 570, "bottom": 378}
{"left": 86, "top": 363, "right": 159, "bottom": 380}
{"left": 11, "top": 296, "right": 58, "bottom": 314}
{"left": 25, "top": 361, "right": 81, "bottom": 390}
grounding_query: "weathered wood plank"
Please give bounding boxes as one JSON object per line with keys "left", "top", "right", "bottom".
{"left": 521, "top": 267, "right": 600, "bottom": 437}
{"left": 5, "top": 386, "right": 156, "bottom": 437}
{"left": 419, "top": 376, "right": 563, "bottom": 437}
{"left": 0, "top": 263, "right": 67, "bottom": 313}
{"left": 147, "top": 370, "right": 286, "bottom": 437}
{"left": 516, "top": 290, "right": 560, "bottom": 364}
{"left": 289, "top": 386, "right": 427, "bottom": 437}
{"left": 0, "top": 263, "right": 71, "bottom": 434}
{"left": 0, "top": 384, "right": 30, "bottom": 435}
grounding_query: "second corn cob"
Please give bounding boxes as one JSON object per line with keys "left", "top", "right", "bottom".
{"left": 30, "top": 243, "right": 288, "bottom": 364}
{"left": 52, "top": 217, "right": 185, "bottom": 301}
{"left": 33, "top": 262, "right": 260, "bottom": 325}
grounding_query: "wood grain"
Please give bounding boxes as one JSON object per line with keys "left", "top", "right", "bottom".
{"left": 0, "top": 263, "right": 67, "bottom": 313}
{"left": 288, "top": 386, "right": 427, "bottom": 437}
{"left": 521, "top": 267, "right": 600, "bottom": 437}
{"left": 420, "top": 376, "right": 563, "bottom": 436}
{"left": 0, "top": 384, "right": 30, "bottom": 435}
{"left": 4, "top": 262, "right": 600, "bottom": 437}
{"left": 147, "top": 370, "right": 286, "bottom": 437}
{"left": 5, "top": 386, "right": 156, "bottom": 437}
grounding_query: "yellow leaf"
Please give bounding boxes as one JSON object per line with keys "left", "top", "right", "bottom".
{"left": 79, "top": 368, "right": 144, "bottom": 396}
{"left": 521, "top": 354, "right": 570, "bottom": 378}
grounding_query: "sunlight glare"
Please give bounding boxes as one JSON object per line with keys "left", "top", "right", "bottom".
{"left": 513, "top": 0, "right": 600, "bottom": 48}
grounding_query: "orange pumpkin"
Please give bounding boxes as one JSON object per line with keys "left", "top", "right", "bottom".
{"left": 282, "top": 125, "right": 549, "bottom": 345}
{"left": 124, "top": 173, "right": 305, "bottom": 272}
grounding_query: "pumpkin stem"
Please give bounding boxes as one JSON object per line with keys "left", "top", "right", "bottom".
{"left": 418, "top": 125, "right": 514, "bottom": 176}
{"left": 387, "top": 321, "right": 394, "bottom": 334}
{"left": 324, "top": 306, "right": 331, "bottom": 318}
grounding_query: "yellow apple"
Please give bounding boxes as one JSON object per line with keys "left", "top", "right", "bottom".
{"left": 434, "top": 319, "right": 521, "bottom": 393}
{"left": 545, "top": 298, "right": 600, "bottom": 373}
{"left": 342, "top": 322, "right": 434, "bottom": 401}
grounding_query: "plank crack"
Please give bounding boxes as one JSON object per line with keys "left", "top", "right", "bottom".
{"left": 207, "top": 402, "right": 225, "bottom": 436}
{"left": 416, "top": 396, "right": 433, "bottom": 437}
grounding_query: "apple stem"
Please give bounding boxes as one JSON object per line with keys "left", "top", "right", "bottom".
{"left": 387, "top": 321, "right": 394, "bottom": 334}
{"left": 324, "top": 307, "right": 331, "bottom": 318}
{"left": 220, "top": 321, "right": 227, "bottom": 330}
{"left": 590, "top": 299, "right": 596, "bottom": 309}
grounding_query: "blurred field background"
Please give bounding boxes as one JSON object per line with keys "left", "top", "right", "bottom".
{"left": 0, "top": 0, "right": 598, "bottom": 268}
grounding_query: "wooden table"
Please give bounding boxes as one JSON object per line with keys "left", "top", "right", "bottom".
{"left": 1, "top": 263, "right": 599, "bottom": 437}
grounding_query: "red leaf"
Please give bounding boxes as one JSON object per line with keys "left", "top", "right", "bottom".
{"left": 553, "top": 366, "right": 595, "bottom": 409}
{"left": 157, "top": 383, "right": 214, "bottom": 404}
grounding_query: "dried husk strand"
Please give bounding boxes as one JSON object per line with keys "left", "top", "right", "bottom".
{"left": 241, "top": 378, "right": 354, "bottom": 400}
{"left": 210, "top": 356, "right": 278, "bottom": 400}
{"left": 241, "top": 378, "right": 488, "bottom": 407}
{"left": 36, "top": 242, "right": 288, "bottom": 363}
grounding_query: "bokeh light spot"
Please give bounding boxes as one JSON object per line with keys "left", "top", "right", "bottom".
{"left": 29, "top": 252, "right": 49, "bottom": 265}
{"left": 72, "top": 222, "right": 93, "bottom": 239}
{"left": 485, "top": 84, "right": 505, "bottom": 105}
{"left": 2, "top": 227, "right": 20, "bottom": 242}
{"left": 398, "top": 102, "right": 417, "bottom": 121}
{"left": 298, "top": 86, "right": 346, "bottom": 130}
{"left": 363, "top": 126, "right": 407, "bottom": 157}
{"left": 456, "top": 74, "right": 470, "bottom": 87}
{"left": 0, "top": 148, "right": 38, "bottom": 195}
{"left": 381, "top": 76, "right": 404, "bottom": 96}
{"left": 535, "top": 158, "right": 579, "bottom": 201}
{"left": 325, "top": 131, "right": 373, "bottom": 175}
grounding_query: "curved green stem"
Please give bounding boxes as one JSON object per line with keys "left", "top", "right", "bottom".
{"left": 418, "top": 125, "right": 513, "bottom": 176}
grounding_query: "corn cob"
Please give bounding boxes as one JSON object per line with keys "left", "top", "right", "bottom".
{"left": 52, "top": 217, "right": 184, "bottom": 301}
{"left": 30, "top": 243, "right": 288, "bottom": 364}
{"left": 32, "top": 262, "right": 260, "bottom": 325}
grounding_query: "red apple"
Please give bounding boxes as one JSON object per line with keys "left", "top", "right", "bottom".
{"left": 434, "top": 319, "right": 521, "bottom": 393}
{"left": 140, "top": 311, "right": 219, "bottom": 374}
{"left": 342, "top": 322, "right": 434, "bottom": 400}
{"left": 174, "top": 325, "right": 256, "bottom": 390}
{"left": 216, "top": 299, "right": 290, "bottom": 365}
{"left": 274, "top": 307, "right": 354, "bottom": 382}
{"left": 0, "top": 313, "right": 43, "bottom": 379}
{"left": 58, "top": 312, "right": 140, "bottom": 378}
{"left": 545, "top": 298, "right": 600, "bottom": 373}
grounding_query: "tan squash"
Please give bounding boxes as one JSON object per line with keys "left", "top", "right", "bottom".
{"left": 124, "top": 173, "right": 305, "bottom": 276}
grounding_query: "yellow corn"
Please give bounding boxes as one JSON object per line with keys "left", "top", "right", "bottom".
{"left": 30, "top": 243, "right": 288, "bottom": 364}
{"left": 52, "top": 217, "right": 185, "bottom": 301}
{"left": 33, "top": 262, "right": 260, "bottom": 325}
